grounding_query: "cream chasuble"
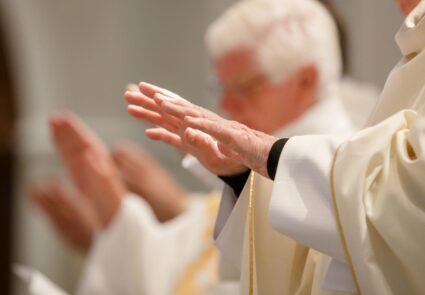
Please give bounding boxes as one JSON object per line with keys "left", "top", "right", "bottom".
{"left": 269, "top": 2, "right": 425, "bottom": 294}
{"left": 214, "top": 96, "right": 354, "bottom": 295}
{"left": 331, "top": 2, "right": 425, "bottom": 294}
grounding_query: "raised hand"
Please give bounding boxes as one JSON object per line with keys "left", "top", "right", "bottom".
{"left": 49, "top": 113, "right": 126, "bottom": 227}
{"left": 125, "top": 82, "right": 248, "bottom": 176}
{"left": 126, "top": 82, "right": 276, "bottom": 177}
{"left": 111, "top": 142, "right": 188, "bottom": 222}
{"left": 164, "top": 101, "right": 277, "bottom": 178}
{"left": 125, "top": 82, "right": 185, "bottom": 138}
{"left": 31, "top": 180, "right": 100, "bottom": 253}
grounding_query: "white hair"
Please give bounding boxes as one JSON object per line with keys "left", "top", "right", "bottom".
{"left": 205, "top": 0, "right": 342, "bottom": 98}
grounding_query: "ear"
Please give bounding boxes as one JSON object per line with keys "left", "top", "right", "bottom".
{"left": 294, "top": 65, "right": 318, "bottom": 110}
{"left": 298, "top": 65, "right": 318, "bottom": 90}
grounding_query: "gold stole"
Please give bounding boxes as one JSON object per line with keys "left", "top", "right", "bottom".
{"left": 248, "top": 172, "right": 256, "bottom": 295}
{"left": 175, "top": 192, "right": 221, "bottom": 295}
{"left": 244, "top": 172, "right": 328, "bottom": 295}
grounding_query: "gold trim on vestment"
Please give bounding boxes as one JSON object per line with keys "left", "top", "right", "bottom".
{"left": 330, "top": 146, "right": 362, "bottom": 295}
{"left": 175, "top": 193, "right": 220, "bottom": 295}
{"left": 248, "top": 172, "right": 256, "bottom": 295}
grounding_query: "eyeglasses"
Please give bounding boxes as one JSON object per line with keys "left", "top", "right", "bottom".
{"left": 207, "top": 74, "right": 268, "bottom": 101}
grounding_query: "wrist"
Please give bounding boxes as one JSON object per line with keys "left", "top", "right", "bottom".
{"left": 250, "top": 134, "right": 277, "bottom": 178}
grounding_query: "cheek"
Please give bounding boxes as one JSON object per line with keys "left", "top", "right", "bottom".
{"left": 399, "top": 0, "right": 420, "bottom": 14}
{"left": 247, "top": 96, "right": 282, "bottom": 125}
{"left": 258, "top": 89, "right": 292, "bottom": 114}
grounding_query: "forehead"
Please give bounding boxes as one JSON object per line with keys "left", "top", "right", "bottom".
{"left": 214, "top": 48, "right": 263, "bottom": 82}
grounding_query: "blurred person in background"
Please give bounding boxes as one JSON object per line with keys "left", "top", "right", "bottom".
{"left": 0, "top": 8, "right": 17, "bottom": 295}
{"left": 31, "top": 112, "right": 221, "bottom": 295}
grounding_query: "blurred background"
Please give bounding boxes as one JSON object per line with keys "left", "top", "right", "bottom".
{"left": 0, "top": 0, "right": 403, "bottom": 294}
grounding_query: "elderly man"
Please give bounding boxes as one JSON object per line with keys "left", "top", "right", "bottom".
{"left": 128, "top": 0, "right": 425, "bottom": 294}
{"left": 34, "top": 0, "right": 355, "bottom": 294}
{"left": 125, "top": 0, "right": 357, "bottom": 293}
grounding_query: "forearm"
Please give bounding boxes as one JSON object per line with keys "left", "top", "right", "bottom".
{"left": 218, "top": 134, "right": 345, "bottom": 261}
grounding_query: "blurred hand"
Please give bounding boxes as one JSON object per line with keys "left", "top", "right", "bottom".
{"left": 125, "top": 82, "right": 248, "bottom": 176}
{"left": 31, "top": 180, "right": 100, "bottom": 253}
{"left": 49, "top": 113, "right": 126, "bottom": 227}
{"left": 112, "top": 142, "right": 188, "bottom": 222}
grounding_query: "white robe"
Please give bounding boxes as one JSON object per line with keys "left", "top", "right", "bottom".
{"left": 214, "top": 95, "right": 354, "bottom": 294}
{"left": 269, "top": 2, "right": 425, "bottom": 293}
{"left": 76, "top": 191, "right": 232, "bottom": 295}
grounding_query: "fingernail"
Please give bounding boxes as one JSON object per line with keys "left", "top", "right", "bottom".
{"left": 125, "top": 83, "right": 138, "bottom": 91}
{"left": 139, "top": 81, "right": 151, "bottom": 87}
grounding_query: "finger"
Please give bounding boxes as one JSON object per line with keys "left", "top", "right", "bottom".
{"left": 112, "top": 142, "right": 150, "bottom": 167}
{"left": 125, "top": 83, "right": 139, "bottom": 92}
{"left": 153, "top": 92, "right": 189, "bottom": 106}
{"left": 111, "top": 144, "right": 141, "bottom": 174}
{"left": 182, "top": 128, "right": 222, "bottom": 159}
{"left": 127, "top": 105, "right": 180, "bottom": 133}
{"left": 159, "top": 99, "right": 201, "bottom": 120}
{"left": 217, "top": 141, "right": 240, "bottom": 159}
{"left": 184, "top": 116, "right": 237, "bottom": 147}
{"left": 124, "top": 91, "right": 161, "bottom": 113}
{"left": 30, "top": 183, "right": 65, "bottom": 222}
{"left": 127, "top": 104, "right": 163, "bottom": 123}
{"left": 46, "top": 180, "right": 80, "bottom": 219}
{"left": 49, "top": 113, "right": 107, "bottom": 161}
{"left": 157, "top": 94, "right": 221, "bottom": 123}
{"left": 49, "top": 113, "right": 95, "bottom": 150}
{"left": 145, "top": 128, "right": 186, "bottom": 152}
{"left": 161, "top": 108, "right": 185, "bottom": 132}
{"left": 49, "top": 114, "right": 110, "bottom": 195}
{"left": 139, "top": 82, "right": 181, "bottom": 99}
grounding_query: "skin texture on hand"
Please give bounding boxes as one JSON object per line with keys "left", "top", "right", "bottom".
{"left": 31, "top": 180, "right": 100, "bottom": 253}
{"left": 126, "top": 82, "right": 275, "bottom": 178}
{"left": 125, "top": 82, "right": 249, "bottom": 176}
{"left": 112, "top": 142, "right": 188, "bottom": 222}
{"left": 49, "top": 114, "right": 126, "bottom": 227}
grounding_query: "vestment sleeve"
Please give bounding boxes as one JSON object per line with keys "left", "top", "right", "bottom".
{"left": 268, "top": 134, "right": 347, "bottom": 262}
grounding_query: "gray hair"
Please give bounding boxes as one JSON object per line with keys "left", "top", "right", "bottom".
{"left": 205, "top": 0, "right": 342, "bottom": 98}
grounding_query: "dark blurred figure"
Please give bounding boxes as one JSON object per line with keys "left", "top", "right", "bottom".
{"left": 0, "top": 8, "right": 17, "bottom": 295}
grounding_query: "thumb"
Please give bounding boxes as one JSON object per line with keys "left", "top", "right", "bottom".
{"left": 217, "top": 141, "right": 239, "bottom": 159}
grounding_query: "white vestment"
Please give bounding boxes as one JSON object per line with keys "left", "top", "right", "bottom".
{"left": 269, "top": 2, "right": 425, "bottom": 294}
{"left": 76, "top": 191, "right": 236, "bottom": 295}
{"left": 214, "top": 95, "right": 354, "bottom": 294}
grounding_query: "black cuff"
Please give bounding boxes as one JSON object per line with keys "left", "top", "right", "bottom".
{"left": 267, "top": 138, "right": 289, "bottom": 180}
{"left": 219, "top": 170, "right": 251, "bottom": 197}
